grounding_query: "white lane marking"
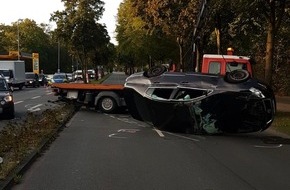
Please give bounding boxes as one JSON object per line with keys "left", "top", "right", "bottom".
{"left": 108, "top": 134, "right": 127, "bottom": 139}
{"left": 153, "top": 128, "right": 165, "bottom": 138}
{"left": 31, "top": 96, "right": 41, "bottom": 99}
{"left": 14, "top": 101, "right": 23, "bottom": 104}
{"left": 118, "top": 129, "right": 140, "bottom": 133}
{"left": 29, "top": 108, "right": 41, "bottom": 112}
{"left": 254, "top": 144, "right": 283, "bottom": 148}
{"left": 165, "top": 132, "right": 200, "bottom": 142}
{"left": 27, "top": 104, "right": 43, "bottom": 112}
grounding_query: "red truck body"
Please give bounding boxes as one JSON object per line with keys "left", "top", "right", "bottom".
{"left": 201, "top": 54, "right": 253, "bottom": 76}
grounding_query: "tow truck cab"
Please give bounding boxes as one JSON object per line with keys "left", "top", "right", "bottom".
{"left": 201, "top": 48, "right": 254, "bottom": 77}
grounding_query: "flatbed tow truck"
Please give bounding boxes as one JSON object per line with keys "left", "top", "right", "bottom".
{"left": 52, "top": 49, "right": 255, "bottom": 114}
{"left": 51, "top": 83, "right": 126, "bottom": 113}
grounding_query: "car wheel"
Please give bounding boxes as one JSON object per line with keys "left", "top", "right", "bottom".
{"left": 98, "top": 97, "right": 117, "bottom": 113}
{"left": 3, "top": 106, "right": 15, "bottom": 119}
{"left": 144, "top": 65, "right": 167, "bottom": 78}
{"left": 225, "top": 69, "right": 250, "bottom": 83}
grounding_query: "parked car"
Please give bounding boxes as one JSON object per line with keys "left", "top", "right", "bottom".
{"left": 25, "top": 72, "right": 40, "bottom": 88}
{"left": 0, "top": 75, "right": 14, "bottom": 119}
{"left": 52, "top": 73, "right": 68, "bottom": 83}
{"left": 124, "top": 66, "right": 276, "bottom": 134}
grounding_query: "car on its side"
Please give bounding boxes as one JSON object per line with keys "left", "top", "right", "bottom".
{"left": 52, "top": 73, "right": 68, "bottom": 83}
{"left": 0, "top": 75, "right": 14, "bottom": 119}
{"left": 124, "top": 66, "right": 276, "bottom": 134}
{"left": 25, "top": 72, "right": 40, "bottom": 88}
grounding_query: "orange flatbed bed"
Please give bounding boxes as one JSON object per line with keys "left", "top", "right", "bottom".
{"left": 51, "top": 83, "right": 124, "bottom": 90}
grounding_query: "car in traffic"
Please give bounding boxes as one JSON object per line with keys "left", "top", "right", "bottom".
{"left": 45, "top": 74, "right": 54, "bottom": 86}
{"left": 52, "top": 73, "right": 68, "bottom": 83}
{"left": 25, "top": 72, "right": 40, "bottom": 88}
{"left": 124, "top": 66, "right": 276, "bottom": 134}
{"left": 0, "top": 74, "right": 15, "bottom": 119}
{"left": 66, "top": 73, "right": 73, "bottom": 82}
{"left": 38, "top": 74, "right": 48, "bottom": 86}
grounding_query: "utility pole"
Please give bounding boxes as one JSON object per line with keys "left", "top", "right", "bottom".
{"left": 17, "top": 19, "right": 23, "bottom": 60}
{"left": 57, "top": 40, "right": 60, "bottom": 73}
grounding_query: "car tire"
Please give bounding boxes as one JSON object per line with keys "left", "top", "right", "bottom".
{"left": 225, "top": 69, "right": 250, "bottom": 83}
{"left": 98, "top": 97, "right": 117, "bottom": 113}
{"left": 144, "top": 65, "right": 167, "bottom": 78}
{"left": 3, "top": 106, "right": 15, "bottom": 119}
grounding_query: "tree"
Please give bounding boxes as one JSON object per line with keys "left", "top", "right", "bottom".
{"left": 51, "top": 0, "right": 110, "bottom": 83}
{"left": 0, "top": 19, "right": 54, "bottom": 72}
{"left": 226, "top": 0, "right": 288, "bottom": 85}
{"left": 116, "top": 0, "right": 178, "bottom": 73}
{"left": 132, "top": 0, "right": 202, "bottom": 71}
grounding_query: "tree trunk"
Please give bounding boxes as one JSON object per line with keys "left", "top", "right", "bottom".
{"left": 215, "top": 28, "right": 221, "bottom": 55}
{"left": 179, "top": 43, "right": 184, "bottom": 72}
{"left": 265, "top": 22, "right": 275, "bottom": 85}
{"left": 176, "top": 37, "right": 183, "bottom": 72}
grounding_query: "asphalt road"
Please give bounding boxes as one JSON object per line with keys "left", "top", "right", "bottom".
{"left": 0, "top": 86, "right": 60, "bottom": 129}
{"left": 11, "top": 109, "right": 290, "bottom": 190}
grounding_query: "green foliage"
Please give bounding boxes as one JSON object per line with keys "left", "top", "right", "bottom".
{"left": 271, "top": 112, "right": 290, "bottom": 135}
{"left": 0, "top": 19, "right": 72, "bottom": 74}
{"left": 116, "top": 0, "right": 179, "bottom": 73}
{"left": 50, "top": 0, "right": 111, "bottom": 81}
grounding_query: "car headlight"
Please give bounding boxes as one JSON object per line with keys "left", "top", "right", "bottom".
{"left": 1, "top": 95, "right": 13, "bottom": 105}
{"left": 250, "top": 87, "right": 265, "bottom": 98}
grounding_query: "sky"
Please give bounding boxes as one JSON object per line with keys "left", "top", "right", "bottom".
{"left": 0, "top": 0, "right": 122, "bottom": 44}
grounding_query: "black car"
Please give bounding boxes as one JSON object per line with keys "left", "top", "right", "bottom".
{"left": 38, "top": 74, "right": 48, "bottom": 86}
{"left": 0, "top": 75, "right": 15, "bottom": 119}
{"left": 25, "top": 72, "right": 40, "bottom": 87}
{"left": 124, "top": 66, "right": 276, "bottom": 134}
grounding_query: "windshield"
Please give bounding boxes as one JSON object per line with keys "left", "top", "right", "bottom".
{"left": 0, "top": 70, "right": 11, "bottom": 77}
{"left": 0, "top": 79, "right": 8, "bottom": 90}
{"left": 226, "top": 62, "right": 247, "bottom": 72}
{"left": 26, "top": 73, "right": 36, "bottom": 79}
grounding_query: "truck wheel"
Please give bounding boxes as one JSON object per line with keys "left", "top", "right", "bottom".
{"left": 225, "top": 69, "right": 250, "bottom": 83}
{"left": 144, "top": 65, "right": 167, "bottom": 78}
{"left": 99, "top": 97, "right": 117, "bottom": 113}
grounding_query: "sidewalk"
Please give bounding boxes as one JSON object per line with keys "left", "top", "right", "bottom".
{"left": 276, "top": 96, "right": 290, "bottom": 112}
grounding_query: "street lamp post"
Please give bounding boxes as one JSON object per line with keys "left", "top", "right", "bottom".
{"left": 17, "top": 19, "right": 23, "bottom": 60}
{"left": 57, "top": 40, "right": 60, "bottom": 73}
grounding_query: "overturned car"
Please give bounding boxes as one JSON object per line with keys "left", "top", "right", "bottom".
{"left": 123, "top": 66, "right": 276, "bottom": 134}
